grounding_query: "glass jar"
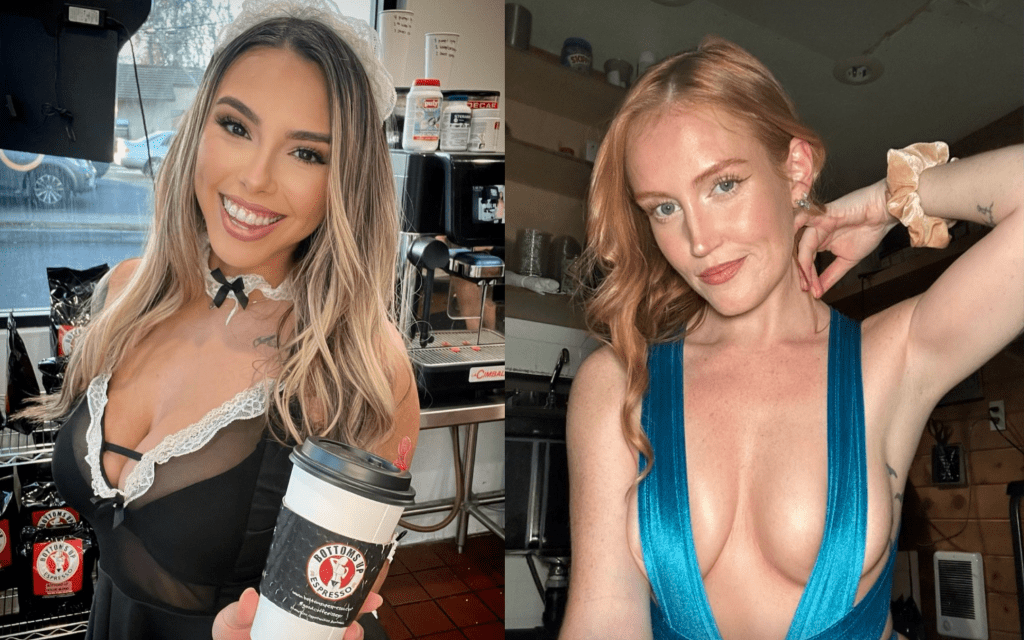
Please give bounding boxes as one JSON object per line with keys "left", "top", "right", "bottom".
{"left": 560, "top": 38, "right": 593, "bottom": 73}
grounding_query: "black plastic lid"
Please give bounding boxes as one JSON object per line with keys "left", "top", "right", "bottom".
{"left": 290, "top": 438, "right": 415, "bottom": 506}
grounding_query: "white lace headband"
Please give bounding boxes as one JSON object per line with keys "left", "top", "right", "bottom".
{"left": 216, "top": 0, "right": 397, "bottom": 122}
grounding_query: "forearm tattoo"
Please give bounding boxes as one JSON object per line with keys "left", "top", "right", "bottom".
{"left": 977, "top": 202, "right": 995, "bottom": 226}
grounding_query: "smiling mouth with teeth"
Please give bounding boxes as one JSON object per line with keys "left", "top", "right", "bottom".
{"left": 222, "top": 196, "right": 284, "bottom": 227}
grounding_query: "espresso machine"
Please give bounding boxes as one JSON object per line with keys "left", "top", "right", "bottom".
{"left": 391, "top": 150, "right": 505, "bottom": 400}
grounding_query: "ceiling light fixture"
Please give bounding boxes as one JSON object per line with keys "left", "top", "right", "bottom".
{"left": 833, "top": 55, "right": 884, "bottom": 86}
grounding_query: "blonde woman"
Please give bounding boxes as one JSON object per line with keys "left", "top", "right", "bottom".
{"left": 562, "top": 36, "right": 1022, "bottom": 639}
{"left": 23, "top": 2, "right": 417, "bottom": 639}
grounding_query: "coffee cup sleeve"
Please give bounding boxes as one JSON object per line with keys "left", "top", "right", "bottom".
{"left": 260, "top": 506, "right": 394, "bottom": 629}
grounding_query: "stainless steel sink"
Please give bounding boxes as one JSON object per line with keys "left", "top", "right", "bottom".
{"left": 506, "top": 389, "right": 567, "bottom": 438}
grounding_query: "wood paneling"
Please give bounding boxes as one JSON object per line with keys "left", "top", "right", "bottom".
{"left": 986, "top": 591, "right": 1021, "bottom": 633}
{"left": 914, "top": 484, "right": 1011, "bottom": 520}
{"left": 920, "top": 518, "right": 1013, "bottom": 556}
{"left": 984, "top": 555, "right": 1019, "bottom": 594}
{"left": 970, "top": 449, "right": 1024, "bottom": 485}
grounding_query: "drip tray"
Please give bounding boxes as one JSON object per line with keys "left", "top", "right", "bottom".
{"left": 407, "top": 330, "right": 505, "bottom": 397}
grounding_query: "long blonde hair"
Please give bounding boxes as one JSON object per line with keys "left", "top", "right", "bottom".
{"left": 29, "top": 17, "right": 405, "bottom": 449}
{"left": 578, "top": 35, "right": 827, "bottom": 474}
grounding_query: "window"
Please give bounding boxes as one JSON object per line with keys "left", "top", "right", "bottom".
{"left": 0, "top": 0, "right": 375, "bottom": 312}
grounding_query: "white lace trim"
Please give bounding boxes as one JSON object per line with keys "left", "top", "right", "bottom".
{"left": 85, "top": 373, "right": 270, "bottom": 507}
{"left": 202, "top": 240, "right": 295, "bottom": 325}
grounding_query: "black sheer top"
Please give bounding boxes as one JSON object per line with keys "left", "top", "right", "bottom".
{"left": 51, "top": 374, "right": 293, "bottom": 640}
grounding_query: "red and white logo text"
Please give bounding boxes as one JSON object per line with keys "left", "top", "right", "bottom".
{"left": 307, "top": 543, "right": 366, "bottom": 601}
{"left": 33, "top": 539, "right": 84, "bottom": 595}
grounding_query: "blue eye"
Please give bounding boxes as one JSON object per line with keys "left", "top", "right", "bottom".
{"left": 653, "top": 202, "right": 679, "bottom": 218}
{"left": 711, "top": 176, "right": 744, "bottom": 195}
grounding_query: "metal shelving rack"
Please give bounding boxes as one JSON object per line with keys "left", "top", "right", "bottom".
{"left": 0, "top": 425, "right": 90, "bottom": 638}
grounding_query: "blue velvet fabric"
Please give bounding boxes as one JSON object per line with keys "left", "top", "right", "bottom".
{"left": 638, "top": 308, "right": 899, "bottom": 640}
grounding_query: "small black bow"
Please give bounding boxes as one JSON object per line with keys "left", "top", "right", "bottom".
{"left": 91, "top": 494, "right": 126, "bottom": 528}
{"left": 210, "top": 268, "right": 249, "bottom": 309}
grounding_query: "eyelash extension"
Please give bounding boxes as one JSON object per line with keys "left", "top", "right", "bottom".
{"left": 645, "top": 201, "right": 679, "bottom": 220}
{"left": 215, "top": 114, "right": 326, "bottom": 166}
{"left": 215, "top": 114, "right": 248, "bottom": 138}
{"left": 293, "top": 147, "right": 326, "bottom": 166}
{"left": 712, "top": 173, "right": 747, "bottom": 193}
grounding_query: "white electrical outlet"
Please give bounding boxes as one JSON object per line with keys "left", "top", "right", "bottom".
{"left": 989, "top": 400, "right": 1005, "bottom": 431}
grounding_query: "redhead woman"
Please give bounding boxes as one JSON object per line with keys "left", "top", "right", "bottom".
{"left": 21, "top": 2, "right": 418, "bottom": 639}
{"left": 561, "top": 36, "right": 1022, "bottom": 640}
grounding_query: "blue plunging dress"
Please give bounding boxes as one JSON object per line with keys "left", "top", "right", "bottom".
{"left": 638, "top": 308, "right": 899, "bottom": 640}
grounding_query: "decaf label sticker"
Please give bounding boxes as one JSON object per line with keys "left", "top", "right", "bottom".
{"left": 262, "top": 506, "right": 391, "bottom": 628}
{"left": 0, "top": 520, "right": 10, "bottom": 568}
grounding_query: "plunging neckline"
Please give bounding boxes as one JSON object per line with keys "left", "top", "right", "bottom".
{"left": 638, "top": 307, "right": 873, "bottom": 640}
{"left": 85, "top": 372, "right": 270, "bottom": 506}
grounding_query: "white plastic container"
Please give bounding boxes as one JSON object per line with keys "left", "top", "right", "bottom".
{"left": 469, "top": 108, "right": 500, "bottom": 152}
{"left": 439, "top": 95, "right": 472, "bottom": 152}
{"left": 402, "top": 78, "right": 443, "bottom": 152}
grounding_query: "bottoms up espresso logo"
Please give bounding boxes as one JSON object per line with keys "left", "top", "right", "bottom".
{"left": 261, "top": 506, "right": 391, "bottom": 628}
{"left": 307, "top": 543, "right": 366, "bottom": 600}
{"left": 33, "top": 539, "right": 84, "bottom": 595}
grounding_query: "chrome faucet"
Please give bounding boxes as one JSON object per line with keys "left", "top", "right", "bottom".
{"left": 546, "top": 348, "right": 570, "bottom": 408}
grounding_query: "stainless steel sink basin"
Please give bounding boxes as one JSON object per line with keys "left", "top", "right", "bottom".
{"left": 506, "top": 389, "right": 568, "bottom": 438}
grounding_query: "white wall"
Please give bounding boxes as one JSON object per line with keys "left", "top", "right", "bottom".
{"left": 387, "top": 0, "right": 505, "bottom": 152}
{"left": 506, "top": 318, "right": 601, "bottom": 377}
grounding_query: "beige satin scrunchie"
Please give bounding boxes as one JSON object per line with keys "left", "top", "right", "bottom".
{"left": 886, "top": 141, "right": 956, "bottom": 248}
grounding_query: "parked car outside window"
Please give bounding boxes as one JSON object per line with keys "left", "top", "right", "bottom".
{"left": 115, "top": 130, "right": 175, "bottom": 176}
{"left": 0, "top": 150, "right": 97, "bottom": 208}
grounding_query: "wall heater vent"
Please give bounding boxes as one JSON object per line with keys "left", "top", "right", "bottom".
{"left": 933, "top": 551, "right": 988, "bottom": 640}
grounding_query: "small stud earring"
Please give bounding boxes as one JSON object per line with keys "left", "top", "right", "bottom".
{"left": 795, "top": 194, "right": 811, "bottom": 211}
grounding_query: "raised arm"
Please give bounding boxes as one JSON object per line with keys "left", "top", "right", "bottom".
{"left": 798, "top": 143, "right": 1023, "bottom": 457}
{"left": 560, "top": 348, "right": 652, "bottom": 640}
{"left": 902, "top": 144, "right": 1023, "bottom": 400}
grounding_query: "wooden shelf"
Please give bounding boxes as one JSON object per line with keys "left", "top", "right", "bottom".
{"left": 506, "top": 45, "right": 626, "bottom": 129}
{"left": 506, "top": 137, "right": 592, "bottom": 198}
{"left": 506, "top": 287, "right": 588, "bottom": 330}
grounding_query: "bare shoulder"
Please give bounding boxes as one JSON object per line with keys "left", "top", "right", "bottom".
{"left": 106, "top": 258, "right": 143, "bottom": 299}
{"left": 570, "top": 347, "right": 629, "bottom": 416}
{"left": 90, "top": 258, "right": 141, "bottom": 314}
{"left": 568, "top": 346, "right": 636, "bottom": 459}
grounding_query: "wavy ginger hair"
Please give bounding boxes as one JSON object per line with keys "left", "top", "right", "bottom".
{"left": 579, "top": 35, "right": 827, "bottom": 476}
{"left": 27, "top": 17, "right": 404, "bottom": 449}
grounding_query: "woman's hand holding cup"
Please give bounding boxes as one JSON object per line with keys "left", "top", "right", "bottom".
{"left": 213, "top": 588, "right": 384, "bottom": 640}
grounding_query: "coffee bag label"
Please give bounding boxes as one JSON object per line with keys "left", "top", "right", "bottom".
{"left": 32, "top": 539, "right": 84, "bottom": 596}
{"left": 32, "top": 507, "right": 79, "bottom": 528}
{"left": 0, "top": 520, "right": 10, "bottom": 568}
{"left": 261, "top": 507, "right": 391, "bottom": 628}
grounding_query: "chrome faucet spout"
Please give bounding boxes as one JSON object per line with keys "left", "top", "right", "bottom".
{"left": 546, "top": 349, "right": 570, "bottom": 407}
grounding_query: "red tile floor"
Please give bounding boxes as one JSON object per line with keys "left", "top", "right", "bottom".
{"left": 379, "top": 533, "right": 504, "bottom": 639}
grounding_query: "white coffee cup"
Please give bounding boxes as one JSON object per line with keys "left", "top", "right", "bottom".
{"left": 251, "top": 439, "right": 415, "bottom": 640}
{"left": 425, "top": 32, "right": 459, "bottom": 87}
{"left": 378, "top": 10, "right": 414, "bottom": 82}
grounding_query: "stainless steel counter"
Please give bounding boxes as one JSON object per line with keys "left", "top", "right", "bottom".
{"left": 408, "top": 395, "right": 505, "bottom": 550}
